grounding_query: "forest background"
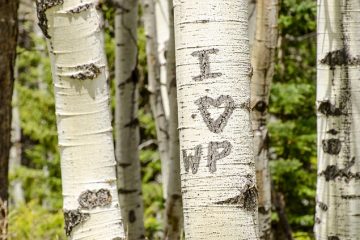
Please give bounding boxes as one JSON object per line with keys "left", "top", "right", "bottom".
{"left": 7, "top": 0, "right": 316, "bottom": 239}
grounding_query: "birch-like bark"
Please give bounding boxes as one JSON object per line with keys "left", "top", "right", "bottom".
{"left": 0, "top": 1, "right": 18, "bottom": 238}
{"left": 250, "top": 0, "right": 278, "bottom": 239}
{"left": 36, "top": 1, "right": 124, "bottom": 238}
{"left": 174, "top": 0, "right": 258, "bottom": 238}
{"left": 114, "top": 1, "right": 146, "bottom": 239}
{"left": 248, "top": 0, "right": 257, "bottom": 49}
{"left": 155, "top": 0, "right": 170, "bottom": 118}
{"left": 164, "top": 0, "right": 183, "bottom": 238}
{"left": 315, "top": 1, "right": 360, "bottom": 239}
{"left": 141, "top": 0, "right": 169, "bottom": 198}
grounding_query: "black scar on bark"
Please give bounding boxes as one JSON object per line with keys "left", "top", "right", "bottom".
{"left": 64, "top": 209, "right": 90, "bottom": 236}
{"left": 252, "top": 100, "right": 267, "bottom": 113}
{"left": 36, "top": 0, "right": 64, "bottom": 39}
{"left": 78, "top": 189, "right": 112, "bottom": 209}
{"left": 207, "top": 141, "right": 232, "bottom": 173}
{"left": 322, "top": 138, "right": 341, "bottom": 155}
{"left": 328, "top": 236, "right": 340, "bottom": 240}
{"left": 320, "top": 157, "right": 359, "bottom": 182}
{"left": 327, "top": 129, "right": 339, "bottom": 135}
{"left": 67, "top": 2, "right": 93, "bottom": 13}
{"left": 195, "top": 95, "right": 235, "bottom": 134}
{"left": 317, "top": 101, "right": 342, "bottom": 116}
{"left": 317, "top": 201, "right": 328, "bottom": 211}
{"left": 258, "top": 206, "right": 270, "bottom": 214}
{"left": 69, "top": 63, "right": 102, "bottom": 80}
{"left": 118, "top": 188, "right": 137, "bottom": 194}
{"left": 183, "top": 145, "right": 202, "bottom": 174}
{"left": 320, "top": 48, "right": 360, "bottom": 70}
{"left": 214, "top": 180, "right": 258, "bottom": 211}
{"left": 128, "top": 210, "right": 136, "bottom": 223}
{"left": 191, "top": 48, "right": 222, "bottom": 81}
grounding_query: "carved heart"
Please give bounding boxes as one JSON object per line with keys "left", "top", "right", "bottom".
{"left": 195, "top": 95, "right": 235, "bottom": 133}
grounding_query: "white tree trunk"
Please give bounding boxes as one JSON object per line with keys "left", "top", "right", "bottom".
{"left": 114, "top": 1, "right": 146, "bottom": 239}
{"left": 36, "top": 1, "right": 125, "bottom": 239}
{"left": 315, "top": 1, "right": 360, "bottom": 239}
{"left": 250, "top": 0, "right": 278, "bottom": 239}
{"left": 155, "top": 0, "right": 170, "bottom": 118}
{"left": 141, "top": 0, "right": 170, "bottom": 198}
{"left": 164, "top": 0, "right": 183, "bottom": 238}
{"left": 173, "top": 0, "right": 259, "bottom": 239}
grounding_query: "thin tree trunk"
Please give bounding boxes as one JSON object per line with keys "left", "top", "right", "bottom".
{"left": 141, "top": 0, "right": 169, "bottom": 198}
{"left": 248, "top": 0, "right": 257, "bottom": 49}
{"left": 315, "top": 0, "right": 360, "bottom": 239}
{"left": 250, "top": 0, "right": 278, "bottom": 239}
{"left": 0, "top": 1, "right": 19, "bottom": 238}
{"left": 36, "top": 1, "right": 125, "bottom": 238}
{"left": 164, "top": 0, "right": 183, "bottom": 238}
{"left": 114, "top": 1, "right": 146, "bottom": 239}
{"left": 173, "top": 0, "right": 259, "bottom": 238}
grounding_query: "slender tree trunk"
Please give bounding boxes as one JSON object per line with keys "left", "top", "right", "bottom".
{"left": 250, "top": 0, "right": 278, "bottom": 239}
{"left": 315, "top": 0, "right": 360, "bottom": 239}
{"left": 248, "top": 0, "right": 257, "bottom": 49}
{"left": 173, "top": 0, "right": 259, "bottom": 238}
{"left": 141, "top": 0, "right": 170, "bottom": 198}
{"left": 36, "top": 1, "right": 125, "bottom": 238}
{"left": 114, "top": 1, "right": 146, "bottom": 239}
{"left": 0, "top": 1, "right": 19, "bottom": 238}
{"left": 164, "top": 0, "right": 183, "bottom": 238}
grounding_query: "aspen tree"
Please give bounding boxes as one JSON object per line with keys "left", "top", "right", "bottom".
{"left": 250, "top": 0, "right": 278, "bottom": 238}
{"left": 114, "top": 0, "right": 146, "bottom": 239}
{"left": 164, "top": 0, "right": 183, "bottom": 238}
{"left": 0, "top": 1, "right": 19, "bottom": 238}
{"left": 315, "top": 1, "right": 360, "bottom": 239}
{"left": 141, "top": 0, "right": 170, "bottom": 196}
{"left": 35, "top": 1, "right": 124, "bottom": 238}
{"left": 173, "top": 0, "right": 259, "bottom": 238}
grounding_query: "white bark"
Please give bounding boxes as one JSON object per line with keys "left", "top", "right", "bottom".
{"left": 250, "top": 0, "right": 278, "bottom": 239}
{"left": 173, "top": 0, "right": 258, "bottom": 239}
{"left": 155, "top": 0, "right": 170, "bottom": 118}
{"left": 114, "top": 1, "right": 146, "bottom": 239}
{"left": 141, "top": 0, "right": 170, "bottom": 198}
{"left": 36, "top": 1, "right": 125, "bottom": 239}
{"left": 164, "top": 0, "right": 183, "bottom": 238}
{"left": 315, "top": 1, "right": 360, "bottom": 239}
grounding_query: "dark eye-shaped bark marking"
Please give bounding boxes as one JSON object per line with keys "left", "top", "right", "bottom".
{"left": 183, "top": 145, "right": 202, "bottom": 174}
{"left": 207, "top": 141, "right": 232, "bottom": 173}
{"left": 195, "top": 95, "right": 235, "bottom": 133}
{"left": 191, "top": 48, "right": 222, "bottom": 81}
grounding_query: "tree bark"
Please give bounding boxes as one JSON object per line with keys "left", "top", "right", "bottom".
{"left": 250, "top": 0, "right": 278, "bottom": 239}
{"left": 173, "top": 0, "right": 259, "bottom": 238}
{"left": 36, "top": 1, "right": 125, "bottom": 238}
{"left": 164, "top": 0, "right": 183, "bottom": 239}
{"left": 315, "top": 0, "right": 360, "bottom": 239}
{"left": 114, "top": 1, "right": 146, "bottom": 239}
{"left": 141, "top": 0, "right": 170, "bottom": 199}
{"left": 0, "top": 0, "right": 19, "bottom": 238}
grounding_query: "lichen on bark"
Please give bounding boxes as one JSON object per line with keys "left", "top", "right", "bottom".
{"left": 36, "top": 0, "right": 64, "bottom": 39}
{"left": 64, "top": 209, "right": 90, "bottom": 236}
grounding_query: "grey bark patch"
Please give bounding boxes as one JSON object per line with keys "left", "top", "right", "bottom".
{"left": 64, "top": 209, "right": 90, "bottom": 236}
{"left": 322, "top": 139, "right": 341, "bottom": 155}
{"left": 183, "top": 145, "right": 202, "bottom": 174}
{"left": 214, "top": 180, "right": 258, "bottom": 211}
{"left": 207, "top": 141, "right": 232, "bottom": 173}
{"left": 317, "top": 201, "right": 328, "bottom": 211}
{"left": 69, "top": 63, "right": 101, "bottom": 80}
{"left": 320, "top": 48, "right": 360, "bottom": 69}
{"left": 328, "top": 236, "right": 340, "bottom": 240}
{"left": 320, "top": 157, "right": 359, "bottom": 182}
{"left": 315, "top": 217, "right": 321, "bottom": 224}
{"left": 318, "top": 101, "right": 342, "bottom": 116}
{"left": 195, "top": 95, "right": 235, "bottom": 133}
{"left": 36, "top": 0, "right": 64, "bottom": 39}
{"left": 253, "top": 100, "right": 267, "bottom": 113}
{"left": 258, "top": 206, "right": 270, "bottom": 214}
{"left": 128, "top": 210, "right": 136, "bottom": 223}
{"left": 191, "top": 48, "right": 222, "bottom": 81}
{"left": 67, "top": 3, "right": 93, "bottom": 13}
{"left": 78, "top": 189, "right": 112, "bottom": 209}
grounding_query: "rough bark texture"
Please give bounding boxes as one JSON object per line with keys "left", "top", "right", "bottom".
{"left": 114, "top": 1, "right": 146, "bottom": 239}
{"left": 315, "top": 1, "right": 360, "bottom": 239}
{"left": 36, "top": 1, "right": 125, "bottom": 239}
{"left": 164, "top": 0, "right": 183, "bottom": 239}
{"left": 0, "top": 1, "right": 19, "bottom": 238}
{"left": 250, "top": 0, "right": 278, "bottom": 239}
{"left": 173, "top": 0, "right": 259, "bottom": 239}
{"left": 141, "top": 0, "right": 170, "bottom": 197}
